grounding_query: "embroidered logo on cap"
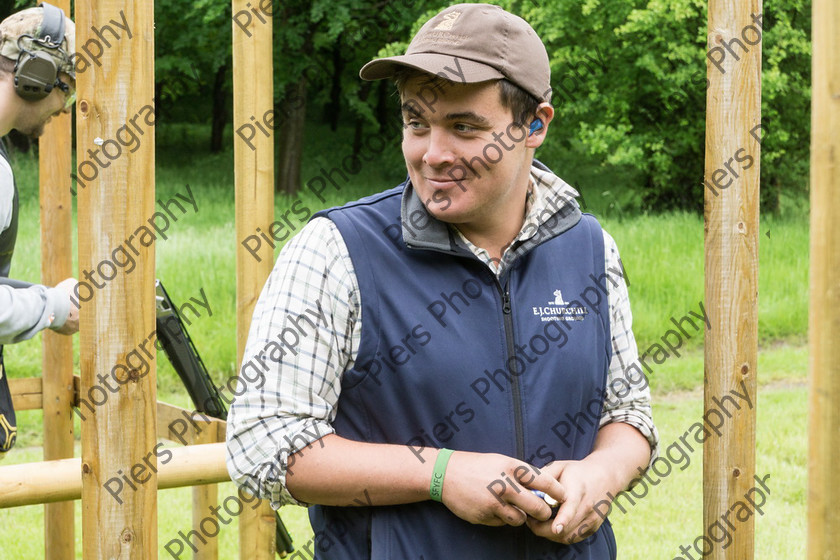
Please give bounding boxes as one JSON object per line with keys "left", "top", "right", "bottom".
{"left": 435, "top": 11, "right": 461, "bottom": 31}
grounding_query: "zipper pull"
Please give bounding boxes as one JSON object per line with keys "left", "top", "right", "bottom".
{"left": 502, "top": 288, "right": 511, "bottom": 314}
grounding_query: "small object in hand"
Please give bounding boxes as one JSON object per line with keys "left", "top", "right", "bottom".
{"left": 532, "top": 489, "right": 560, "bottom": 515}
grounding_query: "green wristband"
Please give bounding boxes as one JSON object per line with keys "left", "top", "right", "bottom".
{"left": 430, "top": 448, "right": 454, "bottom": 502}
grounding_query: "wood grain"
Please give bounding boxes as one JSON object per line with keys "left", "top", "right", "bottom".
{"left": 807, "top": 0, "right": 840, "bottom": 557}
{"left": 75, "top": 2, "right": 157, "bottom": 558}
{"left": 38, "top": 1, "right": 75, "bottom": 556}
{"left": 0, "top": 443, "right": 229, "bottom": 508}
{"left": 233, "top": 0, "right": 277, "bottom": 557}
{"left": 704, "top": 1, "right": 761, "bottom": 559}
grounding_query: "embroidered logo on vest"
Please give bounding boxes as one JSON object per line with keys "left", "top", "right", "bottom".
{"left": 532, "top": 289, "right": 589, "bottom": 322}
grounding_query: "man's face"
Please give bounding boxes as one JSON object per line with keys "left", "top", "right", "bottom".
{"left": 15, "top": 71, "right": 74, "bottom": 138}
{"left": 401, "top": 76, "right": 538, "bottom": 237}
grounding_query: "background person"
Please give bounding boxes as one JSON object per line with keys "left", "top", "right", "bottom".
{"left": 0, "top": 2, "right": 78, "bottom": 456}
{"left": 227, "top": 4, "right": 658, "bottom": 558}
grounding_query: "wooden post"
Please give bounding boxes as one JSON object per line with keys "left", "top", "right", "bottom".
{"left": 232, "top": 0, "right": 276, "bottom": 558}
{"left": 193, "top": 419, "right": 220, "bottom": 560}
{"left": 807, "top": 0, "right": 840, "bottom": 557}
{"left": 75, "top": 1, "right": 157, "bottom": 558}
{"left": 704, "top": 1, "right": 761, "bottom": 559}
{"left": 38, "top": 1, "right": 74, "bottom": 558}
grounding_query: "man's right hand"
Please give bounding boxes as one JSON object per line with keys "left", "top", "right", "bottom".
{"left": 440, "top": 450, "right": 566, "bottom": 527}
{"left": 53, "top": 277, "right": 79, "bottom": 335}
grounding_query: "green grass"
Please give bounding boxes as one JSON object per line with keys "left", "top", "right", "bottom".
{"left": 612, "top": 382, "right": 807, "bottom": 559}
{"left": 0, "top": 123, "right": 811, "bottom": 558}
{"left": 0, "top": 370, "right": 809, "bottom": 559}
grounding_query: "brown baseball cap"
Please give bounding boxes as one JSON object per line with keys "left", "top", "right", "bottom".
{"left": 360, "top": 3, "right": 550, "bottom": 101}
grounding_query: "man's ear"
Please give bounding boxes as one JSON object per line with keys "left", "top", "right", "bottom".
{"left": 525, "top": 102, "right": 555, "bottom": 149}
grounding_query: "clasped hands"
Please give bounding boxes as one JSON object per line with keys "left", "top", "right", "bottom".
{"left": 439, "top": 450, "right": 614, "bottom": 545}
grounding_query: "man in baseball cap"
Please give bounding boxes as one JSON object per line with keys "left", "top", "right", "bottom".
{"left": 0, "top": 3, "right": 79, "bottom": 457}
{"left": 227, "top": 4, "right": 657, "bottom": 559}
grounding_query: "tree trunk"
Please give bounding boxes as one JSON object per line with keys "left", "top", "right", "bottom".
{"left": 326, "top": 43, "right": 344, "bottom": 131}
{"left": 376, "top": 80, "right": 391, "bottom": 131}
{"left": 210, "top": 64, "right": 228, "bottom": 153}
{"left": 352, "top": 81, "right": 373, "bottom": 157}
{"left": 154, "top": 81, "right": 164, "bottom": 120}
{"left": 276, "top": 79, "right": 307, "bottom": 195}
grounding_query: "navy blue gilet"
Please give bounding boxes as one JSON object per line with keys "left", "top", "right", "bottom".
{"left": 310, "top": 180, "right": 615, "bottom": 560}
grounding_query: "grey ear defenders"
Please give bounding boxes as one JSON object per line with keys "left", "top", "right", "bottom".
{"left": 13, "top": 2, "right": 68, "bottom": 101}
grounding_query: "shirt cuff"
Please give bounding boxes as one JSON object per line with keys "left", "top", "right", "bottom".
{"left": 245, "top": 420, "right": 336, "bottom": 509}
{"left": 45, "top": 286, "right": 71, "bottom": 329}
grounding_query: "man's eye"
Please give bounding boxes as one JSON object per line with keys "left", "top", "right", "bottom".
{"left": 454, "top": 123, "right": 477, "bottom": 133}
{"left": 406, "top": 120, "right": 427, "bottom": 131}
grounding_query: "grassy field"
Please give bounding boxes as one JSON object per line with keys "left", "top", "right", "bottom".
{"left": 0, "top": 123, "right": 810, "bottom": 558}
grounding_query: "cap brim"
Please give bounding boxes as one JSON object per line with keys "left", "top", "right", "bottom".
{"left": 360, "top": 53, "right": 504, "bottom": 84}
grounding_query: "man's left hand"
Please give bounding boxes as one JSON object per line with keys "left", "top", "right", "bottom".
{"left": 525, "top": 459, "right": 612, "bottom": 544}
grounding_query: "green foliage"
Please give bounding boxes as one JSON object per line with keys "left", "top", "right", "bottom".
{"left": 373, "top": 0, "right": 811, "bottom": 213}
{"left": 154, "top": 0, "right": 231, "bottom": 121}
{"left": 273, "top": 0, "right": 449, "bottom": 123}
{"left": 144, "top": 1, "right": 811, "bottom": 212}
{"left": 519, "top": 0, "right": 810, "bottom": 213}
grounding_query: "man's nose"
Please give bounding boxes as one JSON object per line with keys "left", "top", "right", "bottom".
{"left": 423, "top": 129, "right": 456, "bottom": 167}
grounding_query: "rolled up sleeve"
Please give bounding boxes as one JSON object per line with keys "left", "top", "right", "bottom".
{"left": 599, "top": 231, "right": 660, "bottom": 467}
{"left": 225, "top": 217, "right": 360, "bottom": 508}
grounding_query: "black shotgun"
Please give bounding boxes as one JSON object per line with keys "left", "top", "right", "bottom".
{"left": 155, "top": 280, "right": 294, "bottom": 556}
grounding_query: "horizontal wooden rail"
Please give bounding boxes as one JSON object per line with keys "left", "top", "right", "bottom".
{"left": 10, "top": 375, "right": 80, "bottom": 411}
{"left": 0, "top": 442, "right": 229, "bottom": 508}
{"left": 9, "top": 377, "right": 46, "bottom": 411}
{"left": 9, "top": 376, "right": 226, "bottom": 443}
{"left": 157, "top": 401, "right": 226, "bottom": 445}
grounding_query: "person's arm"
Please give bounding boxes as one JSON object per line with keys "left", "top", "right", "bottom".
{"left": 0, "top": 279, "right": 76, "bottom": 344}
{"left": 285, "top": 434, "right": 566, "bottom": 526}
{"left": 597, "top": 231, "right": 658, "bottom": 455}
{"left": 0, "top": 157, "right": 77, "bottom": 343}
{"left": 226, "top": 217, "right": 564, "bottom": 526}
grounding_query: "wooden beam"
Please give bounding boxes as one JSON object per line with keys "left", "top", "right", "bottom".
{"left": 233, "top": 0, "right": 276, "bottom": 557}
{"left": 156, "top": 401, "right": 225, "bottom": 445}
{"left": 38, "top": 1, "right": 76, "bottom": 557}
{"left": 9, "top": 377, "right": 43, "bottom": 411}
{"left": 0, "top": 443, "right": 229, "bottom": 508}
{"left": 193, "top": 420, "right": 222, "bottom": 559}
{"left": 704, "top": 1, "right": 761, "bottom": 559}
{"left": 8, "top": 386, "right": 227, "bottom": 447}
{"left": 75, "top": 1, "right": 157, "bottom": 557}
{"left": 807, "top": 0, "right": 840, "bottom": 556}
{"left": 10, "top": 374, "right": 80, "bottom": 411}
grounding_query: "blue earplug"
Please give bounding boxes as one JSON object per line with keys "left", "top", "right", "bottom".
{"left": 529, "top": 119, "right": 544, "bottom": 136}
